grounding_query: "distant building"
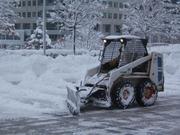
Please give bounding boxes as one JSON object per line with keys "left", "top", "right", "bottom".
{"left": 0, "top": 30, "right": 24, "bottom": 49}
{"left": 14, "top": 0, "right": 126, "bottom": 44}
{"left": 15, "top": 0, "right": 59, "bottom": 43}
{"left": 98, "top": 0, "right": 127, "bottom": 35}
{"left": 10, "top": 0, "right": 180, "bottom": 48}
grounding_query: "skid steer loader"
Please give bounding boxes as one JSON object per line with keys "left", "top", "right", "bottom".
{"left": 67, "top": 35, "right": 164, "bottom": 115}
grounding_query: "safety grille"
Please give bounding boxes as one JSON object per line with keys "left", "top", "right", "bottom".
{"left": 102, "top": 41, "right": 121, "bottom": 64}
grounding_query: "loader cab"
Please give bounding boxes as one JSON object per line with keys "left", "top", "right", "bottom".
{"left": 100, "top": 35, "right": 148, "bottom": 73}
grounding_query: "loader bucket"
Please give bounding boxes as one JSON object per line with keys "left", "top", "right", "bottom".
{"left": 66, "top": 86, "right": 80, "bottom": 115}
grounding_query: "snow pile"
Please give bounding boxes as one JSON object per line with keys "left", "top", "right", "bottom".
{"left": 149, "top": 44, "right": 180, "bottom": 96}
{"left": 29, "top": 27, "right": 51, "bottom": 46}
{"left": 0, "top": 52, "right": 98, "bottom": 118}
{"left": 0, "top": 44, "right": 179, "bottom": 118}
{"left": 148, "top": 44, "right": 180, "bottom": 54}
{"left": 163, "top": 52, "right": 180, "bottom": 96}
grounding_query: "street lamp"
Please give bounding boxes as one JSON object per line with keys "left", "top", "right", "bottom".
{"left": 43, "top": 0, "right": 46, "bottom": 55}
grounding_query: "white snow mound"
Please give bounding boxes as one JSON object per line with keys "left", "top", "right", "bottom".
{"left": 0, "top": 52, "right": 98, "bottom": 118}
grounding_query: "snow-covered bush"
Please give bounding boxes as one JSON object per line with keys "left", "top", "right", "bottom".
{"left": 26, "top": 20, "right": 51, "bottom": 49}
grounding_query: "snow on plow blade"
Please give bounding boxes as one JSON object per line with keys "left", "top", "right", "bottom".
{"left": 66, "top": 86, "right": 80, "bottom": 115}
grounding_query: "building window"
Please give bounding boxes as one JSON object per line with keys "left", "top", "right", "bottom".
{"left": 108, "top": 13, "right": 112, "bottom": 19}
{"left": 47, "top": 0, "right": 54, "bottom": 5}
{"left": 6, "top": 35, "right": 13, "bottom": 40}
{"left": 38, "top": 11, "right": 42, "bottom": 17}
{"left": 33, "top": 0, "right": 36, "bottom": 6}
{"left": 113, "top": 13, "right": 118, "bottom": 19}
{"left": 27, "top": 12, "right": 31, "bottom": 18}
{"left": 0, "top": 34, "right": 5, "bottom": 40}
{"left": 114, "top": 2, "right": 118, "bottom": 8}
{"left": 119, "top": 2, "right": 123, "bottom": 8}
{"left": 28, "top": 0, "right": 31, "bottom": 6}
{"left": 14, "top": 35, "right": 20, "bottom": 40}
{"left": 94, "top": 24, "right": 99, "bottom": 31}
{"left": 33, "top": 23, "right": 37, "bottom": 29}
{"left": 119, "top": 14, "right": 122, "bottom": 19}
{"left": 124, "top": 3, "right": 128, "bottom": 8}
{"left": 23, "top": 23, "right": 31, "bottom": 29}
{"left": 22, "top": 12, "right": 26, "bottom": 18}
{"left": 114, "top": 25, "right": 121, "bottom": 33}
{"left": 102, "top": 1, "right": 107, "bottom": 5}
{"left": 18, "top": 12, "right": 21, "bottom": 17}
{"left": 103, "top": 24, "right": 111, "bottom": 33}
{"left": 32, "top": 12, "right": 36, "bottom": 17}
{"left": 102, "top": 12, "right": 107, "bottom": 18}
{"left": 15, "top": 23, "right": 21, "bottom": 29}
{"left": 47, "top": 23, "right": 57, "bottom": 30}
{"left": 18, "top": 1, "right": 21, "bottom": 7}
{"left": 108, "top": 1, "right": 112, "bottom": 7}
{"left": 38, "top": 0, "right": 43, "bottom": 5}
{"left": 22, "top": 1, "right": 26, "bottom": 6}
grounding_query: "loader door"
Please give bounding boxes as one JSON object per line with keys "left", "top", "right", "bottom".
{"left": 150, "top": 53, "right": 164, "bottom": 91}
{"left": 100, "top": 41, "right": 121, "bottom": 73}
{"left": 119, "top": 39, "right": 147, "bottom": 67}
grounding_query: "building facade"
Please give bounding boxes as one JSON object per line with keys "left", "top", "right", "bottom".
{"left": 0, "top": 30, "right": 24, "bottom": 49}
{"left": 100, "top": 0, "right": 127, "bottom": 35}
{"left": 15, "top": 0, "right": 126, "bottom": 44}
{"left": 8, "top": 0, "right": 180, "bottom": 48}
{"left": 15, "top": 0, "right": 60, "bottom": 42}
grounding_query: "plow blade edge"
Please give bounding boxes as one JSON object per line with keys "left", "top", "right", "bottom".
{"left": 66, "top": 86, "right": 80, "bottom": 115}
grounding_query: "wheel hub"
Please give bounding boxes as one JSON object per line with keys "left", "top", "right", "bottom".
{"left": 141, "top": 81, "right": 157, "bottom": 106}
{"left": 119, "top": 86, "right": 134, "bottom": 106}
{"left": 123, "top": 89, "right": 130, "bottom": 100}
{"left": 144, "top": 86, "right": 155, "bottom": 100}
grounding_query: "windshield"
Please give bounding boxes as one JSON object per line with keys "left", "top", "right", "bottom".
{"left": 100, "top": 38, "right": 147, "bottom": 73}
{"left": 101, "top": 41, "right": 122, "bottom": 64}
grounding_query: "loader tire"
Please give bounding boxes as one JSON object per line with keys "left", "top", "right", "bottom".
{"left": 112, "top": 81, "right": 135, "bottom": 109}
{"left": 136, "top": 80, "right": 158, "bottom": 106}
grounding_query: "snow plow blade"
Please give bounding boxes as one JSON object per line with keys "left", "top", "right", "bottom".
{"left": 66, "top": 86, "right": 80, "bottom": 115}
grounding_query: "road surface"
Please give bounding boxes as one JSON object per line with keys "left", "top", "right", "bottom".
{"left": 0, "top": 95, "right": 180, "bottom": 135}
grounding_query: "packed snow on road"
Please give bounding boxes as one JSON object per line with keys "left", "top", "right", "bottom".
{"left": 0, "top": 44, "right": 180, "bottom": 119}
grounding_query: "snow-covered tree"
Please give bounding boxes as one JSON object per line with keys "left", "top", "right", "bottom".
{"left": 51, "top": 0, "right": 104, "bottom": 54}
{"left": 0, "top": 0, "right": 17, "bottom": 33}
{"left": 80, "top": 25, "right": 103, "bottom": 50}
{"left": 27, "top": 20, "right": 51, "bottom": 49}
{"left": 164, "top": 2, "right": 180, "bottom": 42}
{"left": 123, "top": 0, "right": 171, "bottom": 40}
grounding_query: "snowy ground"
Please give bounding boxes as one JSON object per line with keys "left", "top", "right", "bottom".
{"left": 0, "top": 44, "right": 180, "bottom": 119}
{"left": 0, "top": 96, "right": 180, "bottom": 135}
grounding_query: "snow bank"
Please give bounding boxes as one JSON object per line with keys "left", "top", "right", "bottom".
{"left": 149, "top": 44, "right": 180, "bottom": 96}
{"left": 0, "top": 51, "right": 99, "bottom": 118}
{"left": 0, "top": 44, "right": 179, "bottom": 118}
